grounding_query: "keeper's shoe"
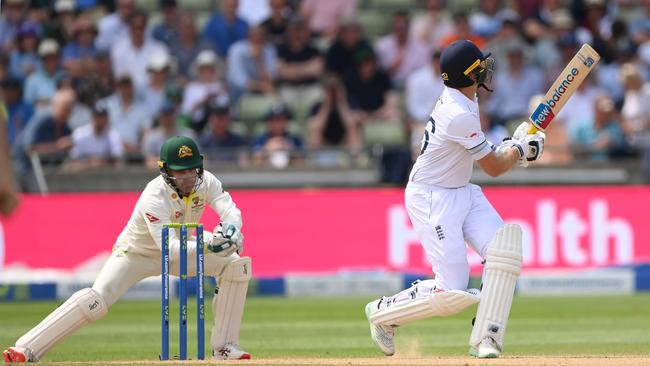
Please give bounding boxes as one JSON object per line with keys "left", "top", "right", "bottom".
{"left": 3, "top": 347, "right": 27, "bottom": 363}
{"left": 212, "top": 343, "right": 251, "bottom": 360}
{"left": 364, "top": 299, "right": 395, "bottom": 356}
{"left": 469, "top": 337, "right": 501, "bottom": 358}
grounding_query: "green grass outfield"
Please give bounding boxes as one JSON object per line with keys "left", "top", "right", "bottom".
{"left": 1, "top": 295, "right": 650, "bottom": 365}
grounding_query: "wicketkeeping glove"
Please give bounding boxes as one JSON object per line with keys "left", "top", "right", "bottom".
{"left": 207, "top": 222, "right": 244, "bottom": 257}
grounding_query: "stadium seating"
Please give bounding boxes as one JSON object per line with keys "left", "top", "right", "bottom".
{"left": 362, "top": 119, "right": 407, "bottom": 146}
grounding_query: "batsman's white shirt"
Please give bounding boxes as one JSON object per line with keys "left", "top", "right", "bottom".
{"left": 406, "top": 87, "right": 503, "bottom": 291}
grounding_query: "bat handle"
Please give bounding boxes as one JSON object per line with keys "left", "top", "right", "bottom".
{"left": 527, "top": 124, "right": 539, "bottom": 134}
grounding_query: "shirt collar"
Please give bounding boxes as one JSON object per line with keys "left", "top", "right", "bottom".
{"left": 445, "top": 86, "right": 478, "bottom": 110}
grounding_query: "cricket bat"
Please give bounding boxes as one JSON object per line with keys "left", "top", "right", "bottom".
{"left": 527, "top": 43, "right": 601, "bottom": 134}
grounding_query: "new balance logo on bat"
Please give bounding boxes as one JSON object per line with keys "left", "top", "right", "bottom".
{"left": 531, "top": 103, "right": 555, "bottom": 130}
{"left": 531, "top": 67, "right": 579, "bottom": 129}
{"left": 547, "top": 67, "right": 579, "bottom": 109}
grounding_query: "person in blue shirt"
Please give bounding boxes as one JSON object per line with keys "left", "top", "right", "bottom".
{"left": 1, "top": 77, "right": 34, "bottom": 147}
{"left": 200, "top": 99, "right": 248, "bottom": 164}
{"left": 202, "top": 0, "right": 249, "bottom": 57}
{"left": 9, "top": 21, "right": 41, "bottom": 81}
{"left": 569, "top": 94, "right": 628, "bottom": 161}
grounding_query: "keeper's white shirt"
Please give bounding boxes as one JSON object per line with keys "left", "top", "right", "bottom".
{"left": 113, "top": 171, "right": 242, "bottom": 257}
{"left": 409, "top": 87, "right": 492, "bottom": 188}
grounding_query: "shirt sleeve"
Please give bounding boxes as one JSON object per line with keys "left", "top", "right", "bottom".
{"left": 69, "top": 128, "right": 82, "bottom": 159}
{"left": 226, "top": 43, "right": 249, "bottom": 89}
{"left": 141, "top": 192, "right": 175, "bottom": 251}
{"left": 109, "top": 129, "right": 124, "bottom": 158}
{"left": 205, "top": 171, "right": 243, "bottom": 229}
{"left": 446, "top": 112, "right": 491, "bottom": 160}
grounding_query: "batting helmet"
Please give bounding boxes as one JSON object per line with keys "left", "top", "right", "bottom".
{"left": 440, "top": 40, "right": 494, "bottom": 91}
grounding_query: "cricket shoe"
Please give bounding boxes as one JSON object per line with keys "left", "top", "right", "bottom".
{"left": 469, "top": 337, "right": 501, "bottom": 358}
{"left": 212, "top": 343, "right": 251, "bottom": 360}
{"left": 364, "top": 299, "right": 395, "bottom": 356}
{"left": 2, "top": 347, "right": 28, "bottom": 363}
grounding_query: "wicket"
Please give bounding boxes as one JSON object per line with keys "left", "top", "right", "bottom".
{"left": 161, "top": 223, "right": 205, "bottom": 360}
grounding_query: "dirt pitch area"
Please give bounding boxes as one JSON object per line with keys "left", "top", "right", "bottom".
{"left": 54, "top": 356, "right": 650, "bottom": 366}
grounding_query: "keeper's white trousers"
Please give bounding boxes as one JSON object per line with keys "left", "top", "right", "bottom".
{"left": 405, "top": 182, "right": 504, "bottom": 291}
{"left": 93, "top": 243, "right": 238, "bottom": 306}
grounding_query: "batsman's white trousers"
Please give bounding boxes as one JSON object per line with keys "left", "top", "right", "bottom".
{"left": 93, "top": 244, "right": 239, "bottom": 307}
{"left": 405, "top": 182, "right": 504, "bottom": 291}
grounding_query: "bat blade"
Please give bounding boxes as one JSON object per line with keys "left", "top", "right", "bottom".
{"left": 528, "top": 43, "right": 601, "bottom": 133}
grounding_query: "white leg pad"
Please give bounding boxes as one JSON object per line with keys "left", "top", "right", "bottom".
{"left": 469, "top": 224, "right": 523, "bottom": 351}
{"left": 369, "top": 279, "right": 480, "bottom": 327}
{"left": 16, "top": 288, "right": 107, "bottom": 361}
{"left": 211, "top": 257, "right": 251, "bottom": 349}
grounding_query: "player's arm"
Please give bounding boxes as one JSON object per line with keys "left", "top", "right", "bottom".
{"left": 479, "top": 121, "right": 547, "bottom": 177}
{"left": 477, "top": 145, "right": 522, "bottom": 177}
{"left": 204, "top": 172, "right": 244, "bottom": 256}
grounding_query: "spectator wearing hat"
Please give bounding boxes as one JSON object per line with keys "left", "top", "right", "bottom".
{"left": 1, "top": 77, "right": 34, "bottom": 146}
{"left": 24, "top": 38, "right": 63, "bottom": 110}
{"left": 0, "top": 0, "right": 28, "bottom": 52}
{"left": 227, "top": 25, "right": 278, "bottom": 100}
{"left": 375, "top": 10, "right": 430, "bottom": 88}
{"left": 96, "top": 0, "right": 135, "bottom": 51}
{"left": 200, "top": 98, "right": 248, "bottom": 164}
{"left": 202, "top": 0, "right": 249, "bottom": 58}
{"left": 181, "top": 50, "right": 228, "bottom": 131}
{"left": 152, "top": 0, "right": 180, "bottom": 48}
{"left": 300, "top": 0, "right": 357, "bottom": 40}
{"left": 142, "top": 51, "right": 174, "bottom": 117}
{"left": 343, "top": 49, "right": 398, "bottom": 123}
{"left": 66, "top": 99, "right": 124, "bottom": 171}
{"left": 260, "top": 0, "right": 290, "bottom": 47}
{"left": 569, "top": 93, "right": 627, "bottom": 162}
{"left": 276, "top": 15, "right": 323, "bottom": 107}
{"left": 9, "top": 21, "right": 41, "bottom": 81}
{"left": 142, "top": 99, "right": 197, "bottom": 169}
{"left": 485, "top": 40, "right": 544, "bottom": 126}
{"left": 111, "top": 11, "right": 169, "bottom": 89}
{"left": 252, "top": 103, "right": 303, "bottom": 168}
{"left": 41, "top": 0, "right": 77, "bottom": 47}
{"left": 105, "top": 73, "right": 152, "bottom": 153}
{"left": 168, "top": 11, "right": 213, "bottom": 80}
{"left": 62, "top": 16, "right": 97, "bottom": 77}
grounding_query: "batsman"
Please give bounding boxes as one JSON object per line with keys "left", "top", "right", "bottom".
{"left": 3, "top": 136, "right": 252, "bottom": 362}
{"left": 365, "top": 40, "right": 545, "bottom": 358}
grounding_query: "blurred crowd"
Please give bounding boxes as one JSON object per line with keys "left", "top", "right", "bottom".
{"left": 1, "top": 0, "right": 650, "bottom": 189}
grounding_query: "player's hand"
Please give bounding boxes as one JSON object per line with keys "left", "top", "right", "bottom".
{"left": 496, "top": 138, "right": 525, "bottom": 164}
{"left": 512, "top": 121, "right": 531, "bottom": 141}
{"left": 520, "top": 131, "right": 545, "bottom": 162}
{"left": 207, "top": 222, "right": 243, "bottom": 257}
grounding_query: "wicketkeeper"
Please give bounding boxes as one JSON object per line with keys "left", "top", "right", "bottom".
{"left": 364, "top": 40, "right": 546, "bottom": 358}
{"left": 3, "top": 136, "right": 252, "bottom": 362}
